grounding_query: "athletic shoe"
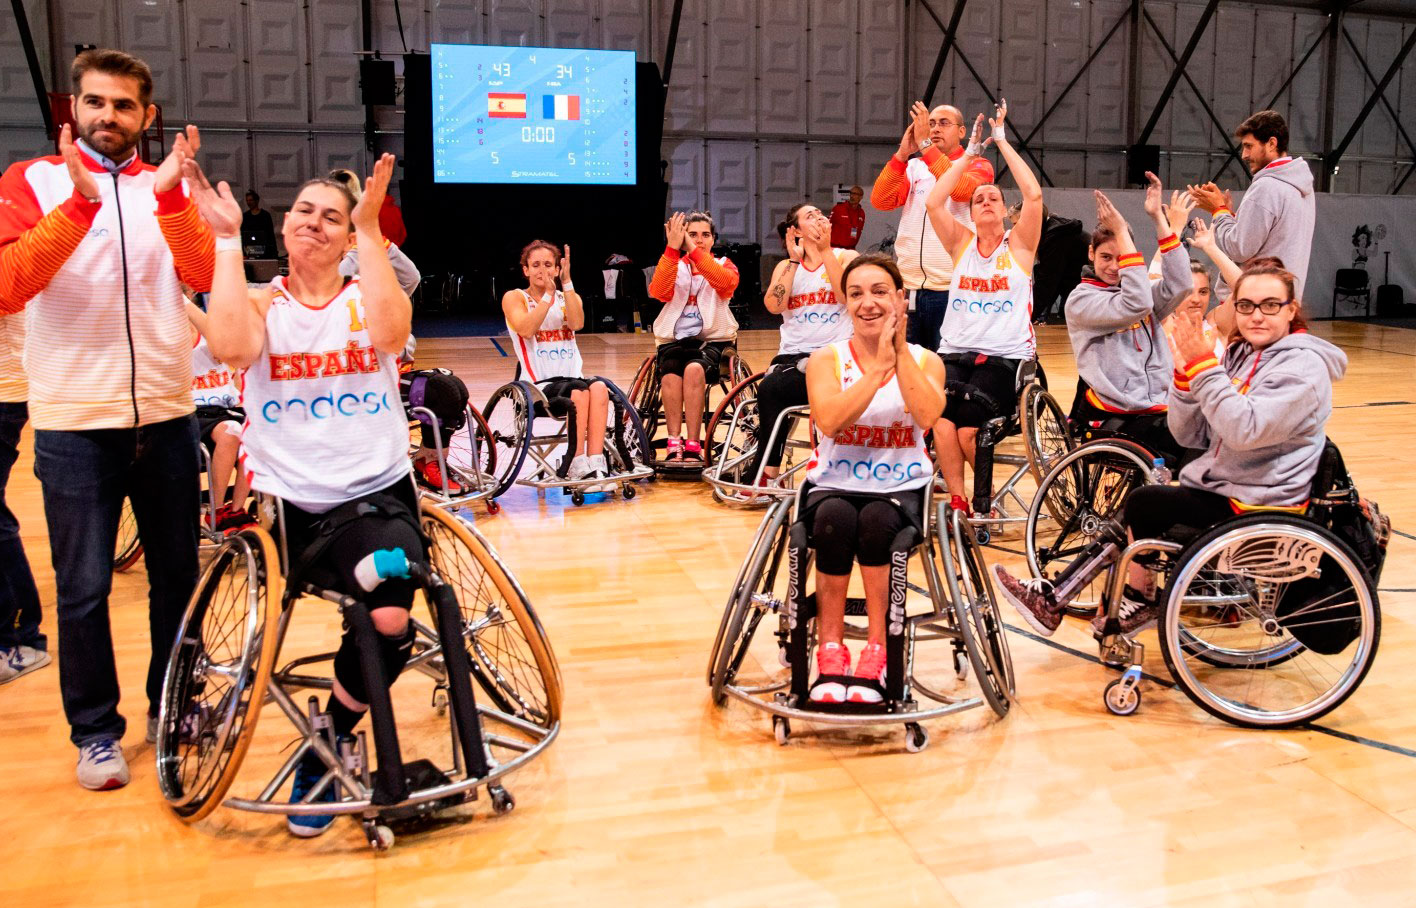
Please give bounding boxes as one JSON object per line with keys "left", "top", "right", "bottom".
{"left": 76, "top": 739, "right": 130, "bottom": 791}
{"left": 145, "top": 713, "right": 158, "bottom": 745}
{"left": 994, "top": 565, "right": 1064, "bottom": 636}
{"left": 214, "top": 505, "right": 256, "bottom": 534}
{"left": 948, "top": 495, "right": 971, "bottom": 515}
{"left": 287, "top": 757, "right": 339, "bottom": 837}
{"left": 0, "top": 645, "right": 50, "bottom": 684}
{"left": 566, "top": 454, "right": 592, "bottom": 481}
{"left": 583, "top": 454, "right": 610, "bottom": 493}
{"left": 809, "top": 642, "right": 851, "bottom": 704}
{"left": 682, "top": 439, "right": 704, "bottom": 464}
{"left": 414, "top": 457, "right": 463, "bottom": 495}
{"left": 1090, "top": 587, "right": 1161, "bottom": 639}
{"left": 847, "top": 642, "right": 887, "bottom": 704}
{"left": 665, "top": 437, "right": 685, "bottom": 463}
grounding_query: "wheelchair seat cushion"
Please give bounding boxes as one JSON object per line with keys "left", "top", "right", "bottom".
{"left": 535, "top": 378, "right": 591, "bottom": 418}
{"left": 942, "top": 354, "right": 1018, "bottom": 429}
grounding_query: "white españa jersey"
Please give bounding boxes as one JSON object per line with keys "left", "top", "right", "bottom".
{"left": 939, "top": 231, "right": 1036, "bottom": 360}
{"left": 240, "top": 276, "right": 410, "bottom": 513}
{"left": 510, "top": 289, "right": 584, "bottom": 381}
{"left": 191, "top": 335, "right": 239, "bottom": 408}
{"left": 805, "top": 340, "right": 934, "bottom": 494}
{"left": 779, "top": 250, "right": 854, "bottom": 355}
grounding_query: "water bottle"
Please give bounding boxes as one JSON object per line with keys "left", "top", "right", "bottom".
{"left": 1150, "top": 456, "right": 1172, "bottom": 485}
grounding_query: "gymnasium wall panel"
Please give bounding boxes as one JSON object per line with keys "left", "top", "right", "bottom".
{"left": 703, "top": 0, "right": 756, "bottom": 134}
{"left": 663, "top": 136, "right": 705, "bottom": 213}
{"left": 758, "top": 142, "right": 807, "bottom": 245}
{"left": 248, "top": 1, "right": 310, "bottom": 127}
{"left": 431, "top": 0, "right": 484, "bottom": 45}
{"left": 704, "top": 141, "right": 756, "bottom": 243}
{"left": 808, "top": 0, "right": 858, "bottom": 137}
{"left": 184, "top": 0, "right": 248, "bottom": 124}
{"left": 0, "top": 0, "right": 51, "bottom": 129}
{"left": 759, "top": 0, "right": 811, "bottom": 136}
{"left": 807, "top": 143, "right": 858, "bottom": 210}
{"left": 310, "top": 0, "right": 365, "bottom": 127}
{"left": 856, "top": 0, "right": 904, "bottom": 140}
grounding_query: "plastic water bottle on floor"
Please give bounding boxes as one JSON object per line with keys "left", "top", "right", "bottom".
{"left": 1150, "top": 456, "right": 1171, "bottom": 485}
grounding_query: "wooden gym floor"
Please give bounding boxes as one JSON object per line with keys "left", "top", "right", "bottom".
{"left": 4, "top": 322, "right": 1415, "bottom": 906}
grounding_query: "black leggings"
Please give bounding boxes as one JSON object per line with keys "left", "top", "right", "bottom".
{"left": 284, "top": 478, "right": 425, "bottom": 708}
{"left": 806, "top": 487, "right": 925, "bottom": 575}
{"left": 1123, "top": 484, "right": 1234, "bottom": 542}
{"left": 751, "top": 355, "right": 809, "bottom": 475}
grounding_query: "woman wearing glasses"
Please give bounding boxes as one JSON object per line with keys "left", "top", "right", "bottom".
{"left": 995, "top": 262, "right": 1347, "bottom": 638}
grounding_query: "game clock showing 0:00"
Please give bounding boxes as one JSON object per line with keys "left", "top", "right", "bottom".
{"left": 432, "top": 43, "right": 637, "bottom": 186}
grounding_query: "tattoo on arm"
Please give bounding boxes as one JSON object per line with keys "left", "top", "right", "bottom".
{"left": 770, "top": 283, "right": 787, "bottom": 302}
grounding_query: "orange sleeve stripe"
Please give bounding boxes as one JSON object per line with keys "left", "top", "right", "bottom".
{"left": 1213, "top": 207, "right": 1234, "bottom": 219}
{"left": 156, "top": 201, "right": 215, "bottom": 293}
{"left": 922, "top": 146, "right": 949, "bottom": 179}
{"left": 1117, "top": 253, "right": 1146, "bottom": 268}
{"left": 870, "top": 157, "right": 908, "bottom": 210}
{"left": 1181, "top": 355, "right": 1220, "bottom": 378}
{"left": 0, "top": 197, "right": 97, "bottom": 314}
{"left": 647, "top": 253, "right": 680, "bottom": 302}
{"left": 1157, "top": 234, "right": 1180, "bottom": 253}
{"left": 688, "top": 248, "right": 739, "bottom": 296}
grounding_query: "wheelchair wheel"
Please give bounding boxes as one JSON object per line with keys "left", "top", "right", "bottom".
{"left": 723, "top": 351, "right": 754, "bottom": 389}
{"left": 709, "top": 498, "right": 794, "bottom": 705}
{"left": 704, "top": 372, "right": 763, "bottom": 477}
{"left": 157, "top": 526, "right": 283, "bottom": 821}
{"left": 422, "top": 504, "right": 562, "bottom": 728}
{"left": 482, "top": 382, "right": 534, "bottom": 498}
{"left": 628, "top": 354, "right": 662, "bottom": 449}
{"left": 1157, "top": 514, "right": 1380, "bottom": 728}
{"left": 444, "top": 404, "right": 498, "bottom": 493}
{"left": 114, "top": 496, "right": 143, "bottom": 572}
{"left": 939, "top": 509, "right": 1013, "bottom": 717}
{"left": 602, "top": 379, "right": 651, "bottom": 477}
{"left": 1025, "top": 439, "right": 1154, "bottom": 616}
{"left": 1019, "top": 382, "right": 1072, "bottom": 482}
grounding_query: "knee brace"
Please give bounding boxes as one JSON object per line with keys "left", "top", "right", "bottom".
{"left": 333, "top": 621, "right": 415, "bottom": 706}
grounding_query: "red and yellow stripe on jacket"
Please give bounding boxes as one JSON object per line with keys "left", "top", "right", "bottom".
{"left": 0, "top": 154, "right": 214, "bottom": 429}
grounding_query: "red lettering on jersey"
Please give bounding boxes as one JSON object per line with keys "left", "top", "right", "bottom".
{"left": 323, "top": 351, "right": 348, "bottom": 377}
{"left": 833, "top": 420, "right": 919, "bottom": 449}
{"left": 957, "top": 275, "right": 1011, "bottom": 293}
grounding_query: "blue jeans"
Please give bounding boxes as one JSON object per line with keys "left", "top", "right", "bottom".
{"left": 906, "top": 289, "right": 950, "bottom": 353}
{"left": 0, "top": 402, "right": 44, "bottom": 652}
{"left": 34, "top": 415, "right": 200, "bottom": 746}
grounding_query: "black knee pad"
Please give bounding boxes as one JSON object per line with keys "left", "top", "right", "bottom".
{"left": 811, "top": 497, "right": 860, "bottom": 576}
{"left": 332, "top": 620, "right": 415, "bottom": 705}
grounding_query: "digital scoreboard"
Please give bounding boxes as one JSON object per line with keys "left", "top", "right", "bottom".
{"left": 432, "top": 44, "right": 637, "bottom": 185}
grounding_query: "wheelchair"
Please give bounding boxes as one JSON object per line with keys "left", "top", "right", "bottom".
{"left": 407, "top": 401, "right": 502, "bottom": 513}
{"left": 1035, "top": 440, "right": 1386, "bottom": 727}
{"left": 707, "top": 480, "right": 1014, "bottom": 750}
{"left": 702, "top": 361, "right": 819, "bottom": 504}
{"left": 480, "top": 374, "right": 652, "bottom": 506}
{"left": 155, "top": 489, "right": 562, "bottom": 850}
{"left": 627, "top": 341, "right": 754, "bottom": 478}
{"left": 940, "top": 360, "right": 1072, "bottom": 545}
{"left": 113, "top": 445, "right": 236, "bottom": 572}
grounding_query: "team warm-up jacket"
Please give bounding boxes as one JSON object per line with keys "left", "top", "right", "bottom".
{"left": 0, "top": 149, "right": 214, "bottom": 430}
{"left": 1211, "top": 156, "right": 1315, "bottom": 299}
{"left": 1065, "top": 233, "right": 1191, "bottom": 413}
{"left": 647, "top": 245, "right": 739, "bottom": 343}
{"left": 1169, "top": 331, "right": 1345, "bottom": 509}
{"left": 870, "top": 145, "right": 993, "bottom": 292}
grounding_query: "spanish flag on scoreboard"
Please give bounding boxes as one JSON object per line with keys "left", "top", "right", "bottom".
{"left": 488, "top": 92, "right": 527, "bottom": 118}
{"left": 542, "top": 94, "right": 581, "bottom": 120}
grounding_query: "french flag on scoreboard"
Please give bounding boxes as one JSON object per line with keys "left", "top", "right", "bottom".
{"left": 542, "top": 94, "right": 581, "bottom": 121}
{"left": 487, "top": 92, "right": 527, "bottom": 118}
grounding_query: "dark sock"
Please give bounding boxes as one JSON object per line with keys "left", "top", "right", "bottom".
{"left": 327, "top": 696, "right": 365, "bottom": 738}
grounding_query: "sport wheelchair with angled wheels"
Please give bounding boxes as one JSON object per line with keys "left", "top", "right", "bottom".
{"left": 155, "top": 490, "right": 561, "bottom": 850}
{"left": 1022, "top": 440, "right": 1387, "bottom": 727}
{"left": 707, "top": 480, "right": 1013, "bottom": 750}
{"left": 402, "top": 367, "right": 503, "bottom": 514}
{"left": 628, "top": 341, "right": 753, "bottom": 478}
{"left": 702, "top": 363, "right": 818, "bottom": 505}
{"left": 480, "top": 374, "right": 652, "bottom": 506}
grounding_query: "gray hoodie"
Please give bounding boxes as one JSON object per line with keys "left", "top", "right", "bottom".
{"left": 1212, "top": 157, "right": 1315, "bottom": 299}
{"left": 1066, "top": 240, "right": 1192, "bottom": 412}
{"left": 1168, "top": 332, "right": 1346, "bottom": 506}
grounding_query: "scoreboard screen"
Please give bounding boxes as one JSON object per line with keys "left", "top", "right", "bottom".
{"left": 432, "top": 44, "right": 637, "bottom": 185}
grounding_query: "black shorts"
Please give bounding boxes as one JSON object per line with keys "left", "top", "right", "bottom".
{"left": 538, "top": 377, "right": 592, "bottom": 400}
{"left": 657, "top": 338, "right": 729, "bottom": 384}
{"left": 1071, "top": 398, "right": 1186, "bottom": 466}
{"left": 942, "top": 353, "right": 1019, "bottom": 428}
{"left": 195, "top": 405, "right": 244, "bottom": 451}
{"left": 801, "top": 481, "right": 927, "bottom": 575}
{"left": 1123, "top": 484, "right": 1235, "bottom": 543}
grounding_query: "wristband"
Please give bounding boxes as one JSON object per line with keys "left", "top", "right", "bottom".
{"left": 214, "top": 234, "right": 242, "bottom": 254}
{"left": 919, "top": 138, "right": 933, "bottom": 150}
{"left": 991, "top": 123, "right": 1005, "bottom": 143}
{"left": 965, "top": 140, "right": 984, "bottom": 157}
{"left": 561, "top": 282, "right": 575, "bottom": 293}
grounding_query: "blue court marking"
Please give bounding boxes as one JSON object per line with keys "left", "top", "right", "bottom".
{"left": 489, "top": 338, "right": 508, "bottom": 357}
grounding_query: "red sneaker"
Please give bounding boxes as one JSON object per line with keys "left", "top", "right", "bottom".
{"left": 414, "top": 458, "right": 464, "bottom": 495}
{"left": 809, "top": 642, "right": 851, "bottom": 704}
{"left": 214, "top": 505, "right": 256, "bottom": 534}
{"left": 948, "top": 494, "right": 971, "bottom": 514}
{"left": 847, "top": 642, "right": 887, "bottom": 703}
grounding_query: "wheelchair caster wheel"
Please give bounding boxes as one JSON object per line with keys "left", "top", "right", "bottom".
{"left": 622, "top": 483, "right": 636, "bottom": 500}
{"left": 952, "top": 648, "right": 970, "bottom": 682}
{"left": 905, "top": 723, "right": 928, "bottom": 753}
{"left": 974, "top": 528, "right": 991, "bottom": 546}
{"left": 571, "top": 490, "right": 585, "bottom": 506}
{"left": 366, "top": 823, "right": 395, "bottom": 852}
{"left": 431, "top": 686, "right": 448, "bottom": 717}
{"left": 485, "top": 499, "right": 501, "bottom": 515}
{"left": 773, "top": 716, "right": 790, "bottom": 746}
{"left": 1104, "top": 678, "right": 1140, "bottom": 716}
{"left": 488, "top": 783, "right": 515, "bottom": 816}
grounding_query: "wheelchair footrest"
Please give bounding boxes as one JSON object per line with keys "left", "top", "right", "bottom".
{"left": 373, "top": 759, "right": 468, "bottom": 824}
{"left": 803, "top": 676, "right": 894, "bottom": 715}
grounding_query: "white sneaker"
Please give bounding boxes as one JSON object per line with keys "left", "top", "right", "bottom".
{"left": 0, "top": 645, "right": 51, "bottom": 684}
{"left": 76, "top": 739, "right": 130, "bottom": 791}
{"left": 567, "top": 454, "right": 592, "bottom": 481}
{"left": 584, "top": 454, "right": 610, "bottom": 493}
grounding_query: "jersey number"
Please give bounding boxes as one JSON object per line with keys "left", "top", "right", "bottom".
{"left": 347, "top": 300, "right": 365, "bottom": 333}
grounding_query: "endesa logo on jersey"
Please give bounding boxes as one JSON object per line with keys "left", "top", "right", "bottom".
{"left": 950, "top": 297, "right": 1015, "bottom": 314}
{"left": 822, "top": 457, "right": 928, "bottom": 484}
{"left": 534, "top": 346, "right": 578, "bottom": 361}
{"left": 790, "top": 309, "right": 843, "bottom": 325}
{"left": 261, "top": 391, "right": 392, "bottom": 424}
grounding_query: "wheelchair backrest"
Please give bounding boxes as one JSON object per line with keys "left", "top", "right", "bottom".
{"left": 1306, "top": 438, "right": 1391, "bottom": 583}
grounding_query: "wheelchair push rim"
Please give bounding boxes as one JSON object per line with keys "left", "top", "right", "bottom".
{"left": 481, "top": 382, "right": 535, "bottom": 499}
{"left": 1157, "top": 515, "right": 1380, "bottom": 728}
{"left": 156, "top": 526, "right": 284, "bottom": 821}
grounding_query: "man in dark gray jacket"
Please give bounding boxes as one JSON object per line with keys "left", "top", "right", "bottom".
{"left": 1187, "top": 110, "right": 1315, "bottom": 299}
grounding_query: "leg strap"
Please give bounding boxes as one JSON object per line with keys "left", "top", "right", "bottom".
{"left": 885, "top": 527, "right": 916, "bottom": 704}
{"left": 786, "top": 521, "right": 813, "bottom": 704}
